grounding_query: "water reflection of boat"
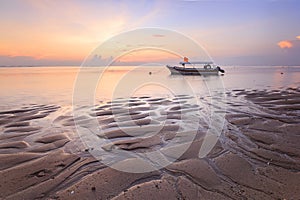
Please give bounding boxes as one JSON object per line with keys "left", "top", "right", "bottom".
{"left": 166, "top": 57, "right": 225, "bottom": 75}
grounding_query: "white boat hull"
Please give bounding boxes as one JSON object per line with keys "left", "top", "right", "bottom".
{"left": 166, "top": 65, "right": 219, "bottom": 75}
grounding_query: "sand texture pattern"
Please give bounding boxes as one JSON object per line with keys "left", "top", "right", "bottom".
{"left": 0, "top": 88, "right": 299, "bottom": 199}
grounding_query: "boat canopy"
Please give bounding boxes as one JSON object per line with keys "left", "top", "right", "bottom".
{"left": 179, "top": 61, "right": 214, "bottom": 65}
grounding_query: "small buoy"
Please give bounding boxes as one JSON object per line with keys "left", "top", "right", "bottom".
{"left": 280, "top": 72, "right": 283, "bottom": 74}
{"left": 149, "top": 72, "right": 152, "bottom": 75}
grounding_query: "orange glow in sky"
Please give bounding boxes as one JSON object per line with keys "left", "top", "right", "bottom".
{"left": 115, "top": 49, "right": 181, "bottom": 63}
{"left": 0, "top": 17, "right": 125, "bottom": 61}
{"left": 1, "top": 1, "right": 300, "bottom": 66}
{"left": 0, "top": 0, "right": 127, "bottom": 62}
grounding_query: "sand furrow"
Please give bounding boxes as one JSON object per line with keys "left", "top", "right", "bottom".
{"left": 0, "top": 88, "right": 299, "bottom": 199}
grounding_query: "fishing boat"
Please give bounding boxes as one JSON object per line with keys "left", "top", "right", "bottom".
{"left": 166, "top": 57, "right": 225, "bottom": 75}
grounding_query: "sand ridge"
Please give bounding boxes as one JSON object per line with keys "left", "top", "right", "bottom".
{"left": 0, "top": 88, "right": 299, "bottom": 199}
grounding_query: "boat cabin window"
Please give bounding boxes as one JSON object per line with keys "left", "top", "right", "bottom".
{"left": 204, "top": 64, "right": 211, "bottom": 69}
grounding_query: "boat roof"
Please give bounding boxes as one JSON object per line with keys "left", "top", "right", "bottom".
{"left": 179, "top": 61, "right": 214, "bottom": 65}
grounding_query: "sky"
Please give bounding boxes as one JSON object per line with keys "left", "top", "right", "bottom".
{"left": 0, "top": 0, "right": 300, "bottom": 66}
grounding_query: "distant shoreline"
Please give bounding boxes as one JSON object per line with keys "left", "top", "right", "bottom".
{"left": 1, "top": 65, "right": 300, "bottom": 68}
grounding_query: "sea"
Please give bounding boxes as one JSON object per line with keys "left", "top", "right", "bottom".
{"left": 0, "top": 66, "right": 299, "bottom": 109}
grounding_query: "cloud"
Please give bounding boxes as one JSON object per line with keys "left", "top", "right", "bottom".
{"left": 152, "top": 34, "right": 165, "bottom": 38}
{"left": 218, "top": 35, "right": 300, "bottom": 65}
{"left": 277, "top": 40, "right": 293, "bottom": 49}
{"left": 0, "top": 55, "right": 80, "bottom": 66}
{"left": 275, "top": 38, "right": 300, "bottom": 65}
{"left": 277, "top": 35, "right": 300, "bottom": 49}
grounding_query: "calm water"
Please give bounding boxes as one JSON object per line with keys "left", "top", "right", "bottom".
{"left": 0, "top": 66, "right": 299, "bottom": 108}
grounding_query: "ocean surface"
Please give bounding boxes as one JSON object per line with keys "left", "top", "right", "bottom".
{"left": 0, "top": 66, "right": 299, "bottom": 108}
{"left": 1, "top": 66, "right": 300, "bottom": 199}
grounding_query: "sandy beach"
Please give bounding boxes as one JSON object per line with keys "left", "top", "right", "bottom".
{"left": 0, "top": 86, "right": 299, "bottom": 199}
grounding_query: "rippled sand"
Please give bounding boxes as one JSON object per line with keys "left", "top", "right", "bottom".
{"left": 0, "top": 88, "right": 299, "bottom": 199}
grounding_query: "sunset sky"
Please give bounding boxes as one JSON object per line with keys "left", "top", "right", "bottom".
{"left": 0, "top": 0, "right": 300, "bottom": 66}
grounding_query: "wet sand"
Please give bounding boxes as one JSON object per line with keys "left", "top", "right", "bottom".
{"left": 0, "top": 88, "right": 299, "bottom": 199}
